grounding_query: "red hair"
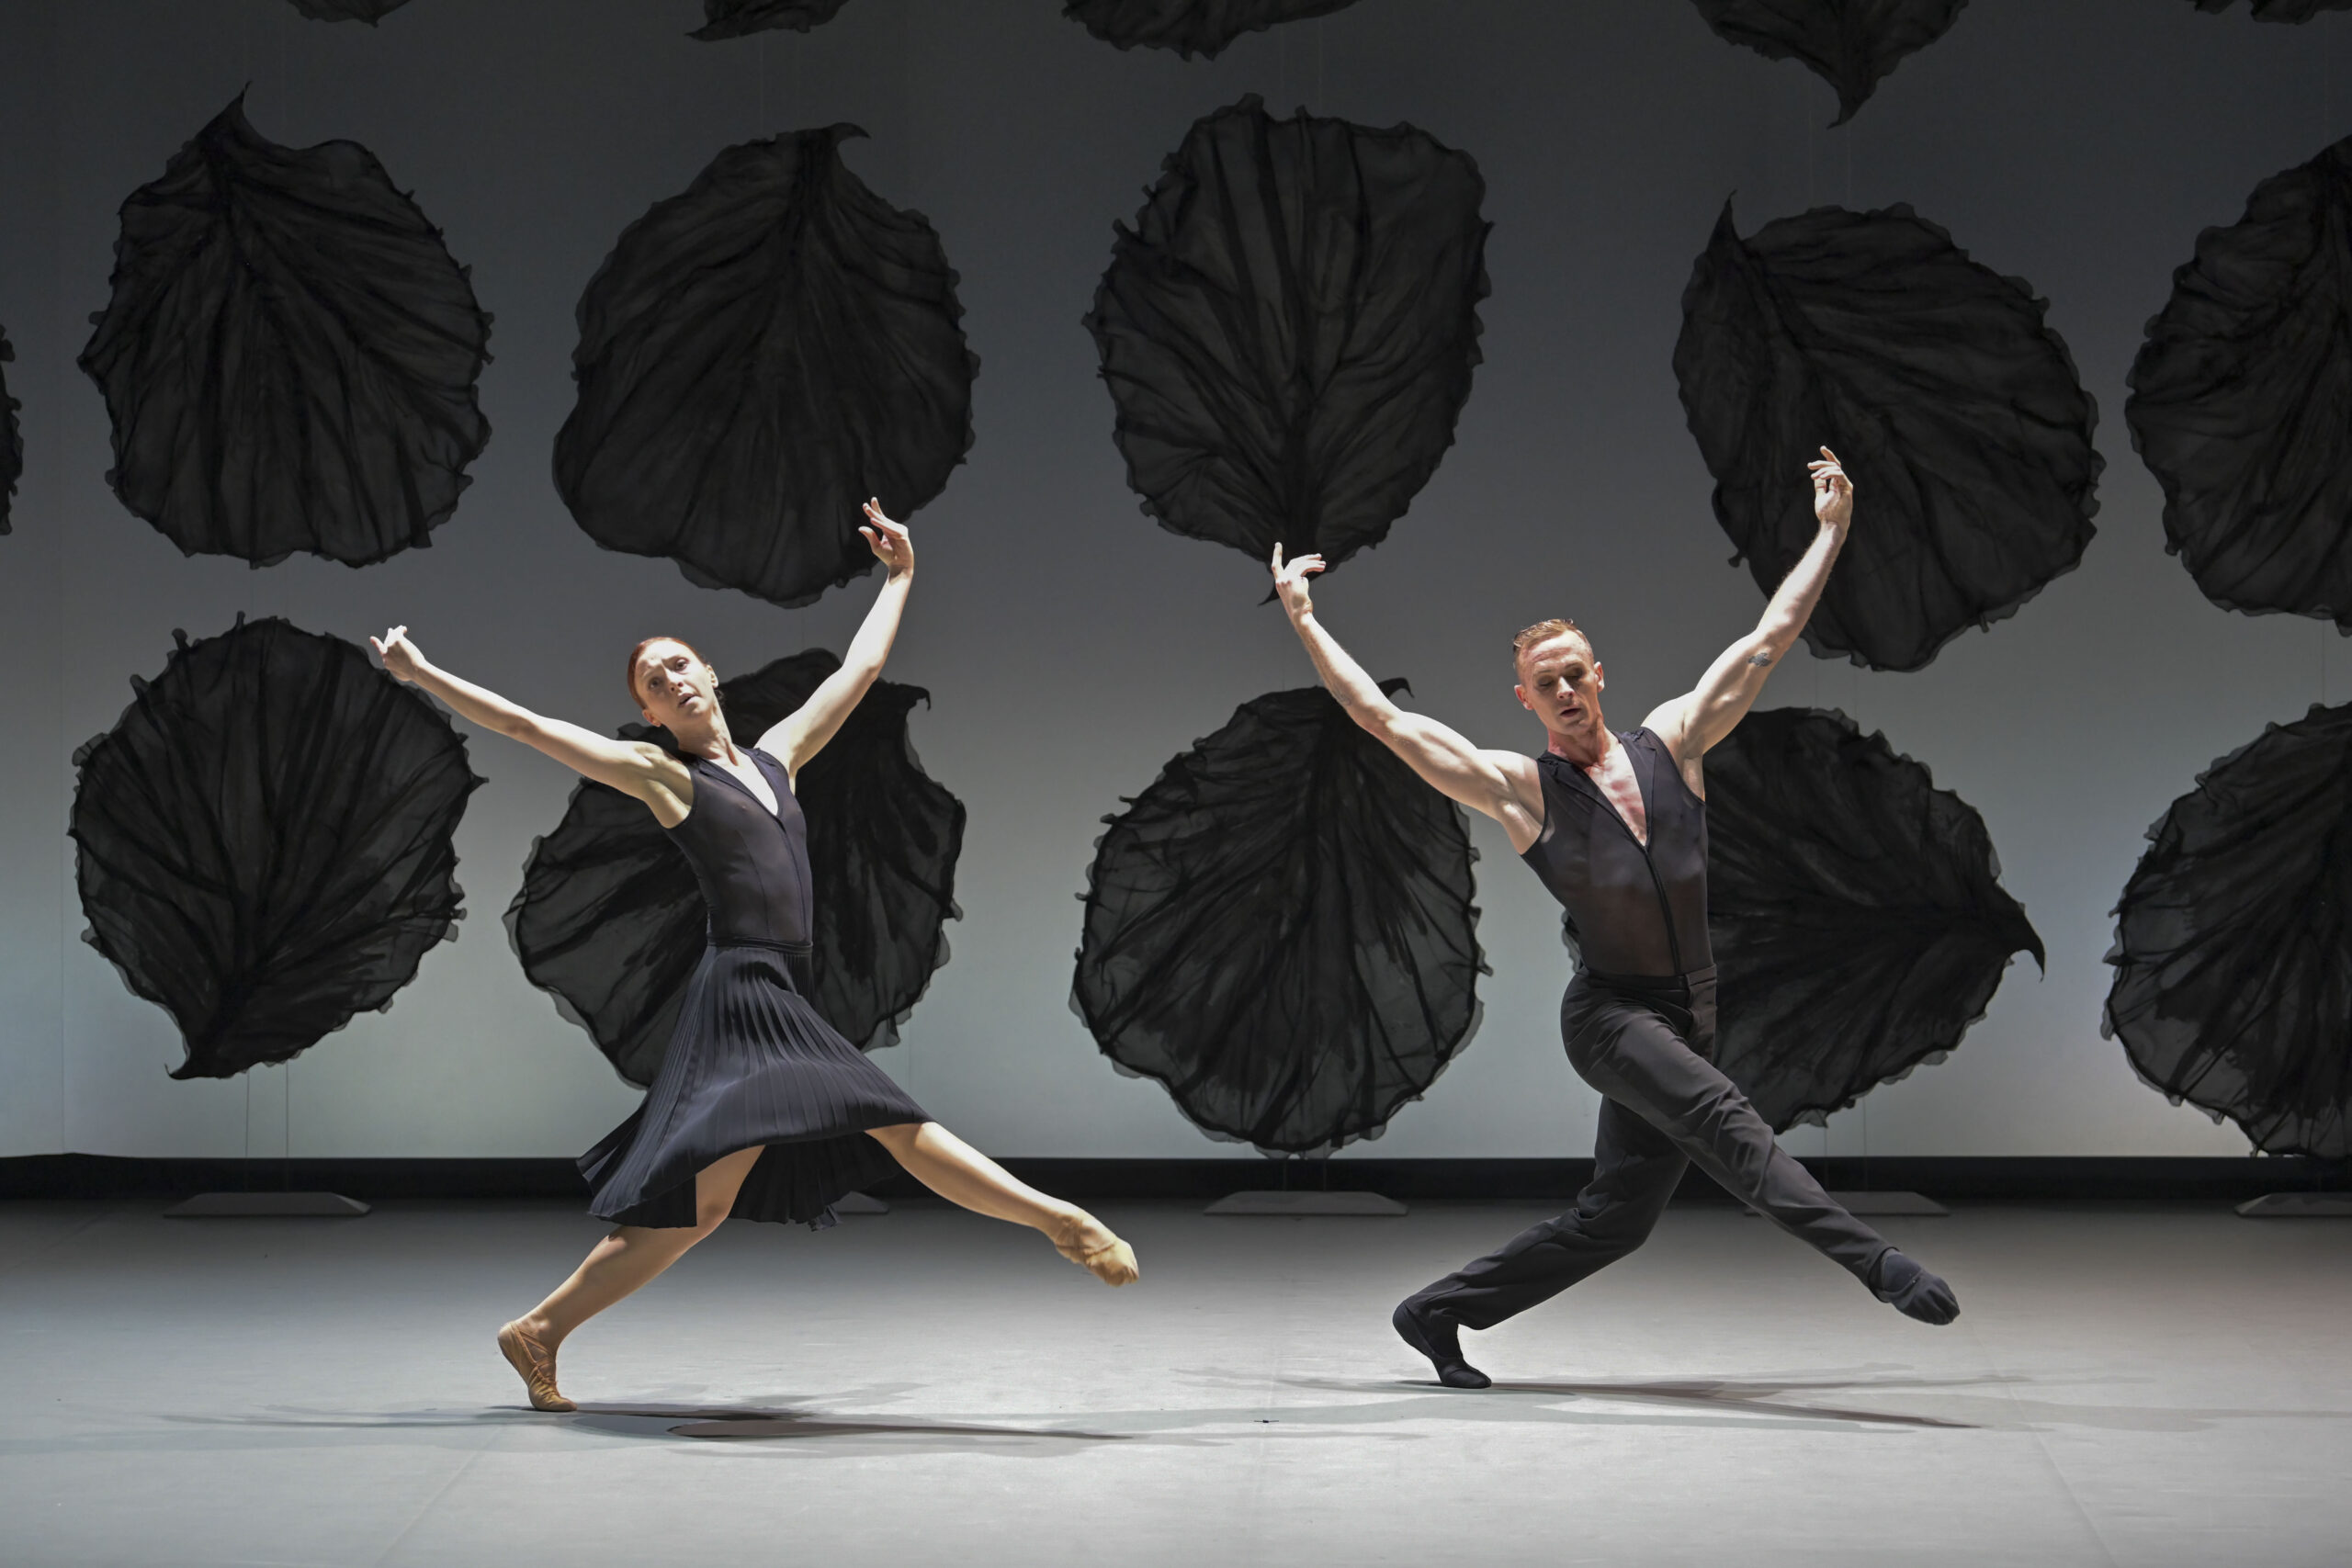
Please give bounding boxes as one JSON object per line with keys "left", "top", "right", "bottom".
{"left": 626, "top": 636, "right": 712, "bottom": 707}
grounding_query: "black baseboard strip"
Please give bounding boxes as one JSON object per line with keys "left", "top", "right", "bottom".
{"left": 0, "top": 1153, "right": 2338, "bottom": 1204}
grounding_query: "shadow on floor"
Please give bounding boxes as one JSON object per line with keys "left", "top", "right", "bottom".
{"left": 570, "top": 1401, "right": 1134, "bottom": 1446}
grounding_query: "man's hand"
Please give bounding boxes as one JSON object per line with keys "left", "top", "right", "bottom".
{"left": 1271, "top": 543, "right": 1324, "bottom": 620}
{"left": 370, "top": 626, "right": 425, "bottom": 684}
{"left": 1811, "top": 446, "right": 1854, "bottom": 530}
{"left": 860, "top": 498, "right": 913, "bottom": 578}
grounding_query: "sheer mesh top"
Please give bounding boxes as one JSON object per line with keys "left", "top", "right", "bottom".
{"left": 665, "top": 748, "right": 812, "bottom": 948}
{"left": 1522, "top": 728, "right": 1713, "bottom": 979}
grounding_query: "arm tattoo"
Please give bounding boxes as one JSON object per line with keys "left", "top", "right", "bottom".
{"left": 1746, "top": 650, "right": 1774, "bottom": 668}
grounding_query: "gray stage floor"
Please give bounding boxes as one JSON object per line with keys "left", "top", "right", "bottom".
{"left": 3, "top": 1199, "right": 2346, "bottom": 1567}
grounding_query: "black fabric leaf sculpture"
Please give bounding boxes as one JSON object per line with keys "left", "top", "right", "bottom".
{"left": 1704, "top": 707, "right": 2042, "bottom": 1131}
{"left": 509, "top": 650, "right": 964, "bottom": 1088}
{"left": 1073, "top": 682, "right": 1485, "bottom": 1155}
{"left": 0, "top": 325, "right": 20, "bottom": 536}
{"left": 70, "top": 617, "right": 481, "bottom": 1079}
{"left": 693, "top": 0, "right": 852, "bottom": 39}
{"left": 78, "top": 96, "right": 492, "bottom": 569}
{"left": 287, "top": 0, "right": 414, "bottom": 21}
{"left": 2188, "top": 1, "right": 2352, "bottom": 20}
{"left": 1066, "top": 0, "right": 1360, "bottom": 58}
{"left": 2126, "top": 136, "right": 2352, "bottom": 628}
{"left": 555, "top": 126, "right": 975, "bottom": 609}
{"left": 1086, "top": 96, "right": 1489, "bottom": 577}
{"left": 1690, "top": 1, "right": 1969, "bottom": 126}
{"left": 2104, "top": 704, "right": 2352, "bottom": 1158}
{"left": 1676, "top": 200, "right": 2101, "bottom": 672}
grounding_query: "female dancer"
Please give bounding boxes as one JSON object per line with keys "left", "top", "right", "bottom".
{"left": 372, "top": 502, "right": 1137, "bottom": 1413}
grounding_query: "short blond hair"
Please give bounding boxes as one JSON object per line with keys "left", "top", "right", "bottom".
{"left": 1511, "top": 617, "right": 1593, "bottom": 675}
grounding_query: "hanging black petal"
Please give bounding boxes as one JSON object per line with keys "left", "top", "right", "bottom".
{"left": 1689, "top": 1, "right": 1970, "bottom": 126}
{"left": 77, "top": 96, "right": 492, "bottom": 569}
{"left": 2188, "top": 1, "right": 2352, "bottom": 20}
{"left": 70, "top": 617, "right": 481, "bottom": 1079}
{"left": 1073, "top": 682, "right": 1485, "bottom": 1155}
{"left": 555, "top": 126, "right": 975, "bottom": 609}
{"left": 509, "top": 649, "right": 964, "bottom": 1088}
{"left": 1066, "top": 0, "right": 1360, "bottom": 59}
{"left": 1675, "top": 200, "right": 2100, "bottom": 672}
{"left": 0, "top": 325, "right": 20, "bottom": 536}
{"left": 692, "top": 0, "right": 852, "bottom": 39}
{"left": 2126, "top": 137, "right": 2352, "bottom": 628}
{"left": 1086, "top": 96, "right": 1489, "bottom": 577}
{"left": 287, "top": 0, "right": 415, "bottom": 21}
{"left": 2104, "top": 704, "right": 2352, "bottom": 1158}
{"left": 1705, "top": 707, "right": 2042, "bottom": 1131}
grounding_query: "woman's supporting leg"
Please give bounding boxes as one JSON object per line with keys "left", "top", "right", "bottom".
{"left": 499, "top": 1145, "right": 766, "bottom": 1410}
{"left": 865, "top": 1122, "right": 1138, "bottom": 1285}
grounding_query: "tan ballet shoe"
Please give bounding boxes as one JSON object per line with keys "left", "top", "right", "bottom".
{"left": 497, "top": 1320, "right": 575, "bottom": 1413}
{"left": 1051, "top": 1212, "right": 1139, "bottom": 1287}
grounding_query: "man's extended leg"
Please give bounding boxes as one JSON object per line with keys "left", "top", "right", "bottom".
{"left": 1569, "top": 992, "right": 1956, "bottom": 1325}
{"left": 1395, "top": 1096, "right": 1687, "bottom": 1386}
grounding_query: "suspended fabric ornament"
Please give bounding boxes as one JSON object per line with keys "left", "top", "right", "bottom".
{"left": 287, "top": 1, "right": 414, "bottom": 20}
{"left": 78, "top": 96, "right": 492, "bottom": 569}
{"left": 1689, "top": 1, "right": 1970, "bottom": 126}
{"left": 1702, "top": 707, "right": 2042, "bottom": 1131}
{"left": 2126, "top": 136, "right": 2352, "bottom": 628}
{"left": 509, "top": 650, "right": 964, "bottom": 1088}
{"left": 1066, "top": 0, "right": 1361, "bottom": 58}
{"left": 1675, "top": 200, "right": 2101, "bottom": 672}
{"left": 555, "top": 126, "right": 975, "bottom": 609}
{"left": 692, "top": 0, "right": 852, "bottom": 39}
{"left": 1086, "top": 96, "right": 1489, "bottom": 578}
{"left": 2104, "top": 704, "right": 2352, "bottom": 1158}
{"left": 1073, "top": 682, "right": 1486, "bottom": 1155}
{"left": 69, "top": 618, "right": 481, "bottom": 1080}
{"left": 2188, "top": 1, "right": 2352, "bottom": 19}
{"left": 0, "top": 325, "right": 19, "bottom": 535}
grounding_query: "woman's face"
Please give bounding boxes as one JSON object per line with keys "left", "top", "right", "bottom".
{"left": 633, "top": 640, "right": 717, "bottom": 727}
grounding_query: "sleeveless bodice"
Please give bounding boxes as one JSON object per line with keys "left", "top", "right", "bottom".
{"left": 664, "top": 748, "right": 812, "bottom": 948}
{"left": 1522, "top": 728, "right": 1713, "bottom": 978}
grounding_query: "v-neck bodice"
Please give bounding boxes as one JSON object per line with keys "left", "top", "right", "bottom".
{"left": 665, "top": 747, "right": 813, "bottom": 948}
{"left": 1521, "top": 727, "right": 1713, "bottom": 979}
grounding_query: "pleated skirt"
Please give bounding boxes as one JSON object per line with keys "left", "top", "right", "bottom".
{"left": 577, "top": 941, "right": 927, "bottom": 1229}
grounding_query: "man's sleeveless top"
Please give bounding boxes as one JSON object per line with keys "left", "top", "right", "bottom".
{"left": 1521, "top": 728, "right": 1713, "bottom": 979}
{"left": 664, "top": 748, "right": 813, "bottom": 949}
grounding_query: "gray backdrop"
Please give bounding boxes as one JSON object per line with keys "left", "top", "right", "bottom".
{"left": 0, "top": 0, "right": 2337, "bottom": 1162}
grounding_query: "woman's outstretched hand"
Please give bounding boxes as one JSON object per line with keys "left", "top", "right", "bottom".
{"left": 370, "top": 626, "right": 425, "bottom": 684}
{"left": 860, "top": 498, "right": 913, "bottom": 578}
{"left": 1810, "top": 446, "right": 1854, "bottom": 530}
{"left": 1270, "top": 543, "right": 1324, "bottom": 619}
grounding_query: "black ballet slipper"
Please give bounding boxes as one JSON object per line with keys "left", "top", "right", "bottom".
{"left": 1870, "top": 1248, "right": 1960, "bottom": 1325}
{"left": 1393, "top": 1298, "right": 1491, "bottom": 1389}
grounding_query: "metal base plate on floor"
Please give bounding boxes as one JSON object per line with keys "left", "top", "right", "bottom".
{"left": 1747, "top": 1190, "right": 1948, "bottom": 1217}
{"left": 830, "top": 1190, "right": 890, "bottom": 1215}
{"left": 163, "top": 1191, "right": 371, "bottom": 1218}
{"left": 1204, "top": 1190, "right": 1408, "bottom": 1216}
{"left": 2236, "top": 1192, "right": 2352, "bottom": 1218}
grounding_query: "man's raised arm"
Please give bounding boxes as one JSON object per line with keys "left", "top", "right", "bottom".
{"left": 1272, "top": 545, "right": 1544, "bottom": 852}
{"left": 1650, "top": 446, "right": 1854, "bottom": 761}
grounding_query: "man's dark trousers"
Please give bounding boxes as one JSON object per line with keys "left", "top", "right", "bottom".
{"left": 1408, "top": 968, "right": 1892, "bottom": 1331}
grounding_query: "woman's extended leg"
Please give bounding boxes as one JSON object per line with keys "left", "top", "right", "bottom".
{"left": 866, "top": 1122, "right": 1138, "bottom": 1286}
{"left": 498, "top": 1145, "right": 765, "bottom": 1411}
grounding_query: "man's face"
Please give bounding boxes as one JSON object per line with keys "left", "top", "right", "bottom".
{"left": 635, "top": 640, "right": 717, "bottom": 728}
{"left": 1514, "top": 634, "right": 1603, "bottom": 738}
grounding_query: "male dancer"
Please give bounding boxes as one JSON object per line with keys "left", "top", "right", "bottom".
{"left": 1271, "top": 447, "right": 1957, "bottom": 1389}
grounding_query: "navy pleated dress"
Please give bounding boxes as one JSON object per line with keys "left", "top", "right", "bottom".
{"left": 577, "top": 747, "right": 926, "bottom": 1229}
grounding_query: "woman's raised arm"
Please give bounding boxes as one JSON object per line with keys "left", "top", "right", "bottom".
{"left": 758, "top": 500, "right": 913, "bottom": 774}
{"left": 372, "top": 626, "right": 692, "bottom": 820}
